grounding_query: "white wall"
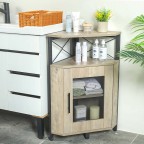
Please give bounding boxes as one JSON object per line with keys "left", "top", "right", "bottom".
{"left": 1, "top": 0, "right": 144, "bottom": 135}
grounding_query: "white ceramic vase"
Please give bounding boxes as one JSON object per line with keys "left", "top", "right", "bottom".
{"left": 97, "top": 22, "right": 108, "bottom": 32}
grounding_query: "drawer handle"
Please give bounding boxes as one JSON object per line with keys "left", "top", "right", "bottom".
{"left": 10, "top": 91, "right": 40, "bottom": 99}
{"left": 0, "top": 49, "right": 39, "bottom": 55}
{"left": 9, "top": 70, "right": 40, "bottom": 77}
{"left": 68, "top": 93, "right": 70, "bottom": 113}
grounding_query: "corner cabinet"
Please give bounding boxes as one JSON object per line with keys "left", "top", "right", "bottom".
{"left": 47, "top": 31, "right": 120, "bottom": 139}
{"left": 51, "top": 58, "right": 119, "bottom": 136}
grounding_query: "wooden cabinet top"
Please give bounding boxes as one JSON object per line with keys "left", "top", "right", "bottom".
{"left": 51, "top": 57, "right": 119, "bottom": 68}
{"left": 47, "top": 31, "right": 121, "bottom": 38}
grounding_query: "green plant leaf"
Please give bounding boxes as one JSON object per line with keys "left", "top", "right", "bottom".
{"left": 119, "top": 50, "right": 144, "bottom": 66}
{"left": 130, "top": 15, "right": 144, "bottom": 32}
{"left": 131, "top": 33, "right": 144, "bottom": 42}
{"left": 125, "top": 42, "right": 144, "bottom": 53}
{"left": 132, "top": 28, "right": 144, "bottom": 33}
{"left": 119, "top": 14, "right": 144, "bottom": 67}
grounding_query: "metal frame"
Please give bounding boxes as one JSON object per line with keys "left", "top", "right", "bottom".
{"left": 47, "top": 34, "right": 121, "bottom": 140}
{"left": 0, "top": 2, "right": 10, "bottom": 23}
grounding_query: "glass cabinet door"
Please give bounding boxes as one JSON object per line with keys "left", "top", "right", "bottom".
{"left": 63, "top": 65, "right": 113, "bottom": 135}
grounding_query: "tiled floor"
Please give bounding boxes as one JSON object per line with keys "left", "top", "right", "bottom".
{"left": 0, "top": 110, "right": 142, "bottom": 144}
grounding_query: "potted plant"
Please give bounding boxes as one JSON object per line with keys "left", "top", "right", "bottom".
{"left": 119, "top": 15, "right": 144, "bottom": 66}
{"left": 95, "top": 8, "right": 112, "bottom": 32}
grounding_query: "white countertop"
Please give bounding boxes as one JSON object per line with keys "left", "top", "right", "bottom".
{"left": 0, "top": 23, "right": 64, "bottom": 35}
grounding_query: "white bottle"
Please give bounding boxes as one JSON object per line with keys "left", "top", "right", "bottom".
{"left": 92, "top": 39, "right": 99, "bottom": 59}
{"left": 75, "top": 42, "right": 81, "bottom": 63}
{"left": 82, "top": 42, "right": 87, "bottom": 62}
{"left": 66, "top": 14, "right": 72, "bottom": 33}
{"left": 72, "top": 12, "right": 80, "bottom": 33}
{"left": 73, "top": 19, "right": 79, "bottom": 32}
{"left": 99, "top": 39, "right": 107, "bottom": 61}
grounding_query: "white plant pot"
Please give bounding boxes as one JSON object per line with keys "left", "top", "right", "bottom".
{"left": 97, "top": 22, "right": 108, "bottom": 32}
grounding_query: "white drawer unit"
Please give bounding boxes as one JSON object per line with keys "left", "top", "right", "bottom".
{"left": 0, "top": 33, "right": 48, "bottom": 139}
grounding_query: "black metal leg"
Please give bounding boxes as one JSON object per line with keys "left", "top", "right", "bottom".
{"left": 115, "top": 34, "right": 121, "bottom": 60}
{"left": 83, "top": 133, "right": 90, "bottom": 139}
{"left": 114, "top": 34, "right": 120, "bottom": 131}
{"left": 113, "top": 125, "right": 117, "bottom": 131}
{"left": 48, "top": 134, "right": 54, "bottom": 141}
{"left": 47, "top": 37, "right": 53, "bottom": 138}
{"left": 36, "top": 118, "right": 44, "bottom": 139}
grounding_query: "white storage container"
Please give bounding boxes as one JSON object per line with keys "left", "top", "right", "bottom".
{"left": 74, "top": 105, "right": 87, "bottom": 121}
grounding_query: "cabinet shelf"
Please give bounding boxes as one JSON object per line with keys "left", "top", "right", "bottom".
{"left": 47, "top": 31, "right": 121, "bottom": 38}
{"left": 52, "top": 57, "right": 118, "bottom": 69}
{"left": 73, "top": 93, "right": 104, "bottom": 100}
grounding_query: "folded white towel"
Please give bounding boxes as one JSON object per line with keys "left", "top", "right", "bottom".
{"left": 73, "top": 80, "right": 85, "bottom": 89}
{"left": 73, "top": 86, "right": 85, "bottom": 89}
{"left": 85, "top": 78, "right": 101, "bottom": 89}
{"left": 86, "top": 83, "right": 101, "bottom": 89}
{"left": 73, "top": 78, "right": 102, "bottom": 90}
{"left": 85, "top": 87, "right": 99, "bottom": 91}
{"left": 85, "top": 88, "right": 103, "bottom": 95}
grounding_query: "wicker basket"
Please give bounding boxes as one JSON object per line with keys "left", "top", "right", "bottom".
{"left": 19, "top": 10, "right": 63, "bottom": 27}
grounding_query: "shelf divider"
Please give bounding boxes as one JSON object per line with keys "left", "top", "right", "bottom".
{"left": 73, "top": 93, "right": 104, "bottom": 100}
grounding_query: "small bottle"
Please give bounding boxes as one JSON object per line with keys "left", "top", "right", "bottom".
{"left": 73, "top": 19, "right": 79, "bottom": 32}
{"left": 66, "top": 14, "right": 72, "bottom": 33}
{"left": 82, "top": 42, "right": 87, "bottom": 62}
{"left": 72, "top": 12, "right": 80, "bottom": 33}
{"left": 99, "top": 39, "right": 107, "bottom": 61}
{"left": 75, "top": 42, "right": 81, "bottom": 63}
{"left": 92, "top": 39, "right": 99, "bottom": 59}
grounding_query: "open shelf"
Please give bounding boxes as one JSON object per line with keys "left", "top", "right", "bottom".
{"left": 47, "top": 31, "right": 121, "bottom": 38}
{"left": 73, "top": 93, "right": 104, "bottom": 99}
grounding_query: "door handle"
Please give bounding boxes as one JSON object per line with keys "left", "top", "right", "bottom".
{"left": 68, "top": 93, "right": 70, "bottom": 113}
